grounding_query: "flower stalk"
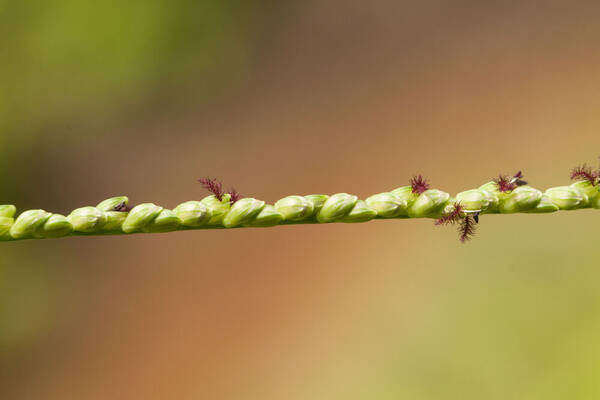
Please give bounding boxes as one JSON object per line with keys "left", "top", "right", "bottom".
{"left": 1, "top": 179, "right": 598, "bottom": 243}
{"left": 2, "top": 164, "right": 599, "bottom": 243}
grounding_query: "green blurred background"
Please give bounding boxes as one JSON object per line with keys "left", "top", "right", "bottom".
{"left": 2, "top": 1, "right": 600, "bottom": 399}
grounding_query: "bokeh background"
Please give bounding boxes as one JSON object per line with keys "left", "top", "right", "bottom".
{"left": 2, "top": 1, "right": 600, "bottom": 399}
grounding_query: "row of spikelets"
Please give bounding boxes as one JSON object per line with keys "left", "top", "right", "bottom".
{"left": 1, "top": 180, "right": 599, "bottom": 241}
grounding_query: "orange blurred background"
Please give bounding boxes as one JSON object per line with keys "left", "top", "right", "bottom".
{"left": 2, "top": 1, "right": 600, "bottom": 399}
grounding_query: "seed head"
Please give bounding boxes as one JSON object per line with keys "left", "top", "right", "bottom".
{"left": 67, "top": 207, "right": 107, "bottom": 233}
{"left": 545, "top": 186, "right": 584, "bottom": 210}
{"left": 365, "top": 192, "right": 408, "bottom": 218}
{"left": 0, "top": 205, "right": 16, "bottom": 218}
{"left": 10, "top": 210, "right": 52, "bottom": 239}
{"left": 274, "top": 196, "right": 315, "bottom": 221}
{"left": 316, "top": 193, "right": 358, "bottom": 223}
{"left": 223, "top": 198, "right": 266, "bottom": 228}
{"left": 407, "top": 189, "right": 450, "bottom": 218}
{"left": 173, "top": 201, "right": 212, "bottom": 227}
{"left": 121, "top": 203, "right": 163, "bottom": 233}
{"left": 42, "top": 214, "right": 73, "bottom": 238}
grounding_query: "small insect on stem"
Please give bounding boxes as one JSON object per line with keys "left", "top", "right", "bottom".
{"left": 494, "top": 171, "right": 527, "bottom": 192}
{"left": 510, "top": 171, "right": 528, "bottom": 187}
{"left": 410, "top": 175, "right": 430, "bottom": 194}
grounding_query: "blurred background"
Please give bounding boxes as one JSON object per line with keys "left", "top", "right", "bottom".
{"left": 2, "top": 1, "right": 600, "bottom": 398}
